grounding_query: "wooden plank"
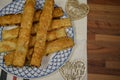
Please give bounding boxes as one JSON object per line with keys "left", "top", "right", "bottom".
{"left": 88, "top": 19, "right": 120, "bottom": 30}
{"left": 88, "top": 16, "right": 120, "bottom": 23}
{"left": 106, "top": 61, "right": 120, "bottom": 69}
{"left": 88, "top": 33, "right": 120, "bottom": 48}
{"left": 88, "top": 4, "right": 120, "bottom": 12}
{"left": 88, "top": 55, "right": 120, "bottom": 62}
{"left": 88, "top": 12, "right": 120, "bottom": 21}
{"left": 88, "top": 60, "right": 105, "bottom": 67}
{"left": 89, "top": 40, "right": 120, "bottom": 48}
{"left": 88, "top": 65, "right": 120, "bottom": 76}
{"left": 88, "top": 53, "right": 120, "bottom": 62}
{"left": 88, "top": 0, "right": 120, "bottom": 6}
{"left": 88, "top": 41, "right": 120, "bottom": 61}
{"left": 89, "top": 10, "right": 120, "bottom": 17}
{"left": 88, "top": 45, "right": 120, "bottom": 55}
{"left": 95, "top": 34, "right": 120, "bottom": 42}
{"left": 87, "top": 32, "right": 95, "bottom": 40}
{"left": 88, "top": 28, "right": 120, "bottom": 35}
{"left": 88, "top": 74, "right": 120, "bottom": 80}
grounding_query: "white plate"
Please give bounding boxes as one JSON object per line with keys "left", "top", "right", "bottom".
{"left": 0, "top": 0, "right": 74, "bottom": 79}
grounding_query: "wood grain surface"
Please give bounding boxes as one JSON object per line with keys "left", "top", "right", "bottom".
{"left": 87, "top": 0, "right": 120, "bottom": 80}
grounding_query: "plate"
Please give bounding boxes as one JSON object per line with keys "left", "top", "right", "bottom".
{"left": 0, "top": 0, "right": 74, "bottom": 79}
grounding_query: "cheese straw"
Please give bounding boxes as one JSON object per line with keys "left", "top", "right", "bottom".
{"left": 13, "top": 0, "right": 35, "bottom": 67}
{"left": 4, "top": 37, "right": 74, "bottom": 66}
{"left": 0, "top": 7, "right": 63, "bottom": 26}
{"left": 0, "top": 39, "right": 17, "bottom": 53}
{"left": 30, "top": 0, "right": 54, "bottom": 67}
{"left": 0, "top": 28, "right": 67, "bottom": 53}
{"left": 2, "top": 18, "right": 71, "bottom": 40}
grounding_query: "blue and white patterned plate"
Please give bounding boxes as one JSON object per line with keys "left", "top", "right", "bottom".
{"left": 0, "top": 0, "right": 74, "bottom": 79}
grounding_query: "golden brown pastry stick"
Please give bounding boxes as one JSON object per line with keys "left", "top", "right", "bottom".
{"left": 48, "top": 18, "right": 72, "bottom": 31}
{"left": 30, "top": 0, "right": 54, "bottom": 67}
{"left": 0, "top": 7, "right": 63, "bottom": 26}
{"left": 33, "top": 18, "right": 71, "bottom": 33}
{"left": 2, "top": 18, "right": 71, "bottom": 40}
{"left": 4, "top": 52, "right": 14, "bottom": 66}
{"left": 34, "top": 7, "right": 63, "bottom": 21}
{"left": 2, "top": 27, "right": 66, "bottom": 41}
{"left": 29, "top": 28, "right": 67, "bottom": 47}
{"left": 0, "top": 28, "right": 67, "bottom": 53}
{"left": 13, "top": 0, "right": 35, "bottom": 67}
{"left": 4, "top": 37, "right": 74, "bottom": 66}
{"left": 32, "top": 18, "right": 71, "bottom": 33}
{"left": 4, "top": 48, "right": 34, "bottom": 66}
{"left": 0, "top": 39, "right": 17, "bottom": 53}
{"left": 46, "top": 37, "right": 74, "bottom": 55}
{"left": 53, "top": 7, "right": 63, "bottom": 18}
{"left": 2, "top": 28, "right": 19, "bottom": 40}
{"left": 26, "top": 48, "right": 34, "bottom": 65}
{"left": 47, "top": 28, "right": 66, "bottom": 41}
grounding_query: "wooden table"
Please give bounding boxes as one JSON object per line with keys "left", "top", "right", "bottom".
{"left": 87, "top": 0, "right": 120, "bottom": 80}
